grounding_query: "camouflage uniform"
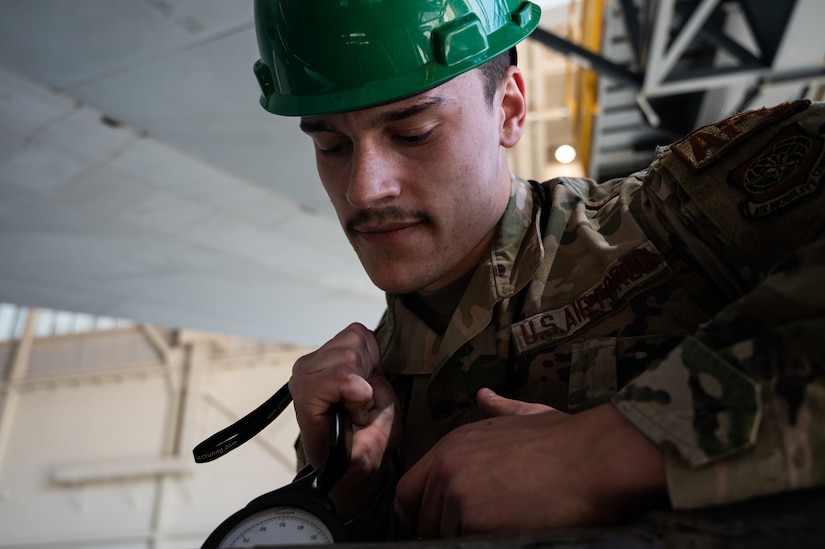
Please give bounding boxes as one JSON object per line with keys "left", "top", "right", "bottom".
{"left": 375, "top": 99, "right": 825, "bottom": 510}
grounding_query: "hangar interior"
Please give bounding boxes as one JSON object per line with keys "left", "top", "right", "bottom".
{"left": 0, "top": 1, "right": 822, "bottom": 547}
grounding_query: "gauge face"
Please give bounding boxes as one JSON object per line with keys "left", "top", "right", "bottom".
{"left": 217, "top": 506, "right": 334, "bottom": 547}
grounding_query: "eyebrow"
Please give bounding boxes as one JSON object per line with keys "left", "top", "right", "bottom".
{"left": 299, "top": 96, "right": 450, "bottom": 134}
{"left": 298, "top": 118, "right": 335, "bottom": 134}
{"left": 370, "top": 96, "right": 449, "bottom": 127}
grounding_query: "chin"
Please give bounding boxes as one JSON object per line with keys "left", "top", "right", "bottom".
{"left": 367, "top": 270, "right": 427, "bottom": 295}
{"left": 372, "top": 279, "right": 419, "bottom": 295}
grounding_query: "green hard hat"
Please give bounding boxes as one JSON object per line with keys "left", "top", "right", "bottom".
{"left": 253, "top": 0, "right": 541, "bottom": 116}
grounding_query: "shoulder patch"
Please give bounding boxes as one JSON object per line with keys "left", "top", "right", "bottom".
{"left": 728, "top": 122, "right": 825, "bottom": 218}
{"left": 670, "top": 100, "right": 810, "bottom": 171}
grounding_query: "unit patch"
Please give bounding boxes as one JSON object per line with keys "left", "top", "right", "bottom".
{"left": 728, "top": 122, "right": 825, "bottom": 218}
{"left": 670, "top": 100, "right": 809, "bottom": 171}
{"left": 511, "top": 241, "right": 667, "bottom": 355}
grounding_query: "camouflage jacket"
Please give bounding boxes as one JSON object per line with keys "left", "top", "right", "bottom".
{"left": 375, "top": 100, "right": 825, "bottom": 509}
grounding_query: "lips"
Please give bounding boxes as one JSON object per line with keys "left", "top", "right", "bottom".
{"left": 352, "top": 221, "right": 425, "bottom": 248}
{"left": 346, "top": 207, "right": 433, "bottom": 239}
{"left": 353, "top": 220, "right": 421, "bottom": 234}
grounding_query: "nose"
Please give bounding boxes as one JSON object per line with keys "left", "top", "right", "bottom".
{"left": 346, "top": 143, "right": 401, "bottom": 209}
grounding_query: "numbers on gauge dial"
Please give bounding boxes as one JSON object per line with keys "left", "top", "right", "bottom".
{"left": 220, "top": 507, "right": 334, "bottom": 546}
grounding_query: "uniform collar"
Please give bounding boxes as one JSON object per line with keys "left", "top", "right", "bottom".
{"left": 488, "top": 174, "right": 545, "bottom": 299}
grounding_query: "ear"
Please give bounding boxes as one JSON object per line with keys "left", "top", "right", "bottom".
{"left": 499, "top": 66, "right": 527, "bottom": 148}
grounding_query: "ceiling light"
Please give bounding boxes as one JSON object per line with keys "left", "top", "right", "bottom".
{"left": 554, "top": 144, "right": 576, "bottom": 164}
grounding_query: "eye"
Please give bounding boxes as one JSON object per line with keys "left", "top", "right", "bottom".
{"left": 315, "top": 138, "right": 350, "bottom": 157}
{"left": 395, "top": 128, "right": 435, "bottom": 145}
{"left": 318, "top": 144, "right": 343, "bottom": 156}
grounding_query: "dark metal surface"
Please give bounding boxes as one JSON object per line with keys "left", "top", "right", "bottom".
{"left": 255, "top": 487, "right": 825, "bottom": 547}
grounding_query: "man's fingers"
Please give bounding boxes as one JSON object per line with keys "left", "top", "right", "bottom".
{"left": 394, "top": 453, "right": 430, "bottom": 537}
{"left": 339, "top": 322, "right": 381, "bottom": 377}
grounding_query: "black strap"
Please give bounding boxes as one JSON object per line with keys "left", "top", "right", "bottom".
{"left": 192, "top": 382, "right": 292, "bottom": 463}
{"left": 529, "top": 179, "right": 551, "bottom": 234}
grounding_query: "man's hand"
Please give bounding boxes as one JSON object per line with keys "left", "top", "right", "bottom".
{"left": 289, "top": 323, "right": 401, "bottom": 519}
{"left": 394, "top": 389, "right": 667, "bottom": 538}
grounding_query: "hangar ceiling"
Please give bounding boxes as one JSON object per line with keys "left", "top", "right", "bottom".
{"left": 0, "top": 0, "right": 822, "bottom": 346}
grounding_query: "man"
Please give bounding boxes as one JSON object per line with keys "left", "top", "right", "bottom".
{"left": 252, "top": 0, "right": 825, "bottom": 540}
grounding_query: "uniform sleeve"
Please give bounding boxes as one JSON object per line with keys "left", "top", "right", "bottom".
{"left": 612, "top": 100, "right": 825, "bottom": 509}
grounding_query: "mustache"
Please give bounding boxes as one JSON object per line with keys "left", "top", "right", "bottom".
{"left": 346, "top": 206, "right": 433, "bottom": 233}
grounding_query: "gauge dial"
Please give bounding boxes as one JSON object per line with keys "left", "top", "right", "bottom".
{"left": 217, "top": 507, "right": 334, "bottom": 546}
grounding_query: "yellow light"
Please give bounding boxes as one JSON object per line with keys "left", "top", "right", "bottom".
{"left": 554, "top": 144, "right": 576, "bottom": 164}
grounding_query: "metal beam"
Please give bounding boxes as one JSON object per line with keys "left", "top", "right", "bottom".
{"left": 691, "top": 9, "right": 764, "bottom": 70}
{"left": 617, "top": 0, "right": 642, "bottom": 67}
{"left": 529, "top": 27, "right": 642, "bottom": 89}
{"left": 647, "top": 0, "right": 722, "bottom": 89}
{"left": 0, "top": 308, "right": 37, "bottom": 474}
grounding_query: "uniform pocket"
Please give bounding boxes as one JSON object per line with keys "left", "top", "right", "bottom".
{"left": 568, "top": 334, "right": 684, "bottom": 413}
{"left": 568, "top": 338, "right": 618, "bottom": 413}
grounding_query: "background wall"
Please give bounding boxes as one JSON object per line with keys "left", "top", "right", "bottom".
{"left": 0, "top": 306, "right": 306, "bottom": 549}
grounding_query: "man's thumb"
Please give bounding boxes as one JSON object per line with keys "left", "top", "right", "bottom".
{"left": 477, "top": 388, "right": 554, "bottom": 418}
